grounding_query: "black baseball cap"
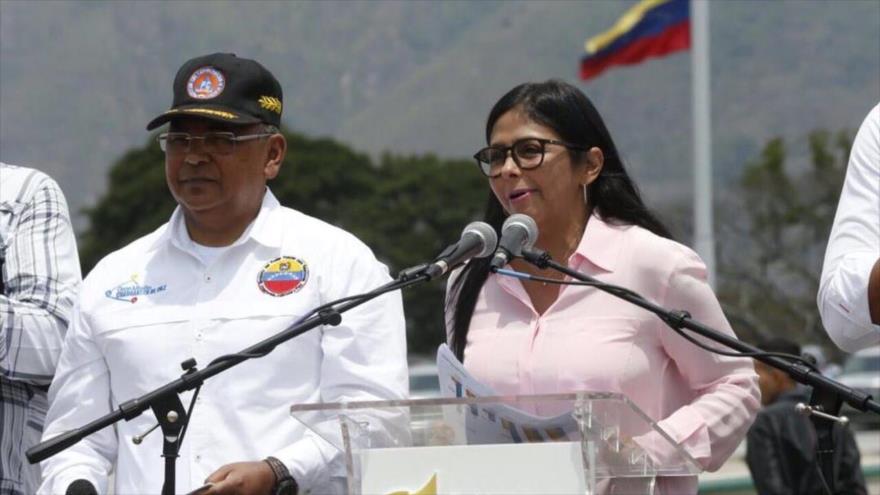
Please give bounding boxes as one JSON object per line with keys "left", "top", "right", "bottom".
{"left": 146, "top": 53, "right": 283, "bottom": 131}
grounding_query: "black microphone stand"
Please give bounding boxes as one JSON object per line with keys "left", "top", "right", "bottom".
{"left": 516, "top": 248, "right": 880, "bottom": 494}
{"left": 27, "top": 272, "right": 430, "bottom": 495}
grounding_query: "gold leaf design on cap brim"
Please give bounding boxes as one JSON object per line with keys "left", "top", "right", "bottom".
{"left": 258, "top": 96, "right": 282, "bottom": 114}
{"left": 167, "top": 108, "right": 236, "bottom": 119}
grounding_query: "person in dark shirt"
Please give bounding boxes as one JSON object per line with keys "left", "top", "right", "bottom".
{"left": 746, "top": 338, "right": 866, "bottom": 495}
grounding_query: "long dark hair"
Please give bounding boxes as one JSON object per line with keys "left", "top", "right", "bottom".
{"left": 448, "top": 80, "right": 672, "bottom": 361}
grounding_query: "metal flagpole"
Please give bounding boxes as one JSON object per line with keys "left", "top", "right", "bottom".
{"left": 691, "top": 0, "right": 715, "bottom": 287}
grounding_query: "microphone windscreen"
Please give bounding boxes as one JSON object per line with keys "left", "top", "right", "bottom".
{"left": 66, "top": 479, "right": 98, "bottom": 495}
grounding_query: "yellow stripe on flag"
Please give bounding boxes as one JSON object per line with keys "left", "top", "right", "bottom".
{"left": 584, "top": 0, "right": 671, "bottom": 54}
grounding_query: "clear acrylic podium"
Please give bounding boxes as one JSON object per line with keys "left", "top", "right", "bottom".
{"left": 290, "top": 392, "right": 701, "bottom": 494}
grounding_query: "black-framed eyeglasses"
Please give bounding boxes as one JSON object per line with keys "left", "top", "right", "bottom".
{"left": 157, "top": 132, "right": 275, "bottom": 155}
{"left": 472, "top": 138, "right": 587, "bottom": 177}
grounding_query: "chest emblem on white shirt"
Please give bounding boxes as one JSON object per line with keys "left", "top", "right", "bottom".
{"left": 104, "top": 274, "right": 168, "bottom": 303}
{"left": 258, "top": 256, "right": 308, "bottom": 297}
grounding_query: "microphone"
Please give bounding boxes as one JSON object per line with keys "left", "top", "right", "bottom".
{"left": 489, "top": 214, "right": 538, "bottom": 270}
{"left": 423, "top": 222, "right": 498, "bottom": 279}
{"left": 66, "top": 480, "right": 98, "bottom": 495}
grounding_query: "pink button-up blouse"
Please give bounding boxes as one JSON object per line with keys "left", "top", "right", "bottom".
{"left": 446, "top": 215, "right": 760, "bottom": 494}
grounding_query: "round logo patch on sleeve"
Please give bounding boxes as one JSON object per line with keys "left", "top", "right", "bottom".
{"left": 258, "top": 256, "right": 308, "bottom": 297}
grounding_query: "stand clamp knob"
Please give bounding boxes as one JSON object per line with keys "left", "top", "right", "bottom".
{"left": 795, "top": 402, "right": 850, "bottom": 425}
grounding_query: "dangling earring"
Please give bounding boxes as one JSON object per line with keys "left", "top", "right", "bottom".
{"left": 581, "top": 184, "right": 588, "bottom": 205}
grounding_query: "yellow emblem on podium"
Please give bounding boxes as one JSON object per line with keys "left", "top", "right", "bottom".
{"left": 386, "top": 473, "right": 437, "bottom": 495}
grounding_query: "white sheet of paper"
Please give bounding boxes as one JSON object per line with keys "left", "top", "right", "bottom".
{"left": 435, "top": 344, "right": 581, "bottom": 444}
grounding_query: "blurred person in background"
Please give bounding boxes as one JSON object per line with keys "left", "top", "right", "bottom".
{"left": 1, "top": 163, "right": 81, "bottom": 495}
{"left": 801, "top": 344, "right": 842, "bottom": 378}
{"left": 747, "top": 337, "right": 866, "bottom": 495}
{"left": 818, "top": 103, "right": 880, "bottom": 352}
{"left": 446, "top": 80, "right": 760, "bottom": 495}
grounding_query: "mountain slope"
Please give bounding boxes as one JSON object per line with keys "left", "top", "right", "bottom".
{"left": 0, "top": 0, "right": 877, "bottom": 224}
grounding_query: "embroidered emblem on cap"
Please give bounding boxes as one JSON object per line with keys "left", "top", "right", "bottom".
{"left": 187, "top": 67, "right": 226, "bottom": 99}
{"left": 104, "top": 274, "right": 167, "bottom": 304}
{"left": 258, "top": 96, "right": 282, "bottom": 114}
{"left": 258, "top": 256, "right": 308, "bottom": 297}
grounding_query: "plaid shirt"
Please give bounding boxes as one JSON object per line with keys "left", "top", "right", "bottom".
{"left": 1, "top": 163, "right": 80, "bottom": 495}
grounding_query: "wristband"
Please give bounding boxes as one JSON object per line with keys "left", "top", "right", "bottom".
{"left": 263, "top": 456, "right": 298, "bottom": 495}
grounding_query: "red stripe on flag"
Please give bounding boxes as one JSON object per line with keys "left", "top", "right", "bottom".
{"left": 580, "top": 20, "right": 690, "bottom": 80}
{"left": 264, "top": 279, "right": 301, "bottom": 293}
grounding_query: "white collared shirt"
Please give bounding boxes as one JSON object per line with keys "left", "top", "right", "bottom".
{"left": 39, "top": 190, "right": 408, "bottom": 494}
{"left": 819, "top": 103, "right": 880, "bottom": 352}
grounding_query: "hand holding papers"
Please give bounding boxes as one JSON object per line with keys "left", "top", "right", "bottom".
{"left": 435, "top": 344, "right": 701, "bottom": 478}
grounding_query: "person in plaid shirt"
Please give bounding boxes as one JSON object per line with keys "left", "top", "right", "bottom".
{"left": 1, "top": 162, "right": 81, "bottom": 495}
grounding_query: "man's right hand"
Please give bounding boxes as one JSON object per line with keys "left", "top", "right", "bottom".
{"left": 203, "top": 461, "right": 277, "bottom": 495}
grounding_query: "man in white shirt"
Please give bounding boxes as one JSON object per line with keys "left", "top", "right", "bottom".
{"left": 38, "top": 53, "right": 408, "bottom": 495}
{"left": 818, "top": 103, "right": 880, "bottom": 352}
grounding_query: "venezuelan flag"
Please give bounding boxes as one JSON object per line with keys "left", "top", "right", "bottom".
{"left": 580, "top": 0, "right": 690, "bottom": 80}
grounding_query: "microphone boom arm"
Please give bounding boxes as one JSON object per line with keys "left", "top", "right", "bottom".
{"left": 27, "top": 272, "right": 430, "bottom": 495}
{"left": 519, "top": 247, "right": 880, "bottom": 415}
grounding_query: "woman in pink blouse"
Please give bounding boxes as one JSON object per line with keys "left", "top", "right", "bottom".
{"left": 446, "top": 80, "right": 760, "bottom": 494}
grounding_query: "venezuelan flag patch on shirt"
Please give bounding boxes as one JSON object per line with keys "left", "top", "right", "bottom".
{"left": 258, "top": 256, "right": 308, "bottom": 297}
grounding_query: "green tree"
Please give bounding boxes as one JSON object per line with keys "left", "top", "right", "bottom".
{"left": 716, "top": 129, "right": 852, "bottom": 356}
{"left": 358, "top": 153, "right": 486, "bottom": 355}
{"left": 78, "top": 144, "right": 175, "bottom": 271}
{"left": 78, "top": 129, "right": 486, "bottom": 356}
